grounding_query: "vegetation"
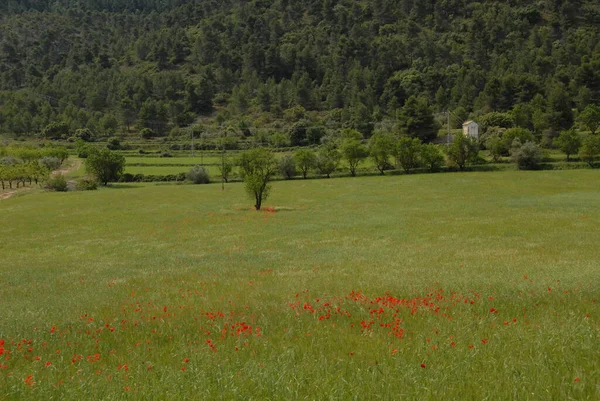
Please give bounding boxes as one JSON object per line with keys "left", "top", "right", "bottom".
{"left": 579, "top": 135, "right": 600, "bottom": 167}
{"left": 186, "top": 165, "right": 210, "bottom": 184}
{"left": 554, "top": 129, "right": 582, "bottom": 161}
{"left": 511, "top": 141, "right": 543, "bottom": 170}
{"left": 239, "top": 147, "right": 278, "bottom": 210}
{"left": 44, "top": 173, "right": 68, "bottom": 192}
{"left": 84, "top": 149, "right": 125, "bottom": 185}
{"left": 0, "top": 1, "right": 598, "bottom": 140}
{"left": 447, "top": 134, "right": 478, "bottom": 170}
{"left": 0, "top": 171, "right": 598, "bottom": 399}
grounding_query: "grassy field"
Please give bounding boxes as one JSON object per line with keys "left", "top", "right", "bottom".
{"left": 0, "top": 171, "right": 599, "bottom": 399}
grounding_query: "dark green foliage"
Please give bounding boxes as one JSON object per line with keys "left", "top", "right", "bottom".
{"left": 140, "top": 128, "right": 155, "bottom": 139}
{"left": 42, "top": 122, "right": 69, "bottom": 140}
{"left": 479, "top": 112, "right": 514, "bottom": 134}
{"left": 579, "top": 104, "right": 600, "bottom": 135}
{"left": 511, "top": 141, "right": 543, "bottom": 170}
{"left": 0, "top": 1, "right": 599, "bottom": 138}
{"left": 397, "top": 97, "right": 438, "bottom": 143}
{"left": 74, "top": 128, "right": 94, "bottom": 142}
{"left": 84, "top": 149, "right": 125, "bottom": 185}
{"left": 187, "top": 165, "right": 210, "bottom": 184}
{"left": 106, "top": 137, "right": 122, "bottom": 150}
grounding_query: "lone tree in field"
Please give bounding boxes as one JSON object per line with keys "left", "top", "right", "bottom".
{"left": 85, "top": 149, "right": 126, "bottom": 185}
{"left": 239, "top": 147, "right": 278, "bottom": 210}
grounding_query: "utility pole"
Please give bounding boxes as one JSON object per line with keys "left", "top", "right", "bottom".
{"left": 447, "top": 110, "right": 451, "bottom": 145}
{"left": 221, "top": 130, "right": 225, "bottom": 191}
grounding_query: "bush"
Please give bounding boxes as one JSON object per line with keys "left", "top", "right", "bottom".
{"left": 76, "top": 177, "right": 98, "bottom": 191}
{"left": 38, "top": 156, "right": 62, "bottom": 171}
{"left": 187, "top": 165, "right": 210, "bottom": 184}
{"left": 511, "top": 140, "right": 543, "bottom": 170}
{"left": 106, "top": 137, "right": 121, "bottom": 150}
{"left": 45, "top": 174, "right": 68, "bottom": 192}
{"left": 579, "top": 134, "right": 600, "bottom": 168}
{"left": 140, "top": 128, "right": 155, "bottom": 139}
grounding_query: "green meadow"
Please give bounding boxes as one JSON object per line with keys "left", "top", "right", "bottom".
{"left": 0, "top": 171, "right": 598, "bottom": 400}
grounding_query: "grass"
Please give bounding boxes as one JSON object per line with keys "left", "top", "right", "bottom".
{"left": 0, "top": 170, "right": 599, "bottom": 399}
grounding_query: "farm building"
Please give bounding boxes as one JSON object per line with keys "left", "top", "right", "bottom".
{"left": 462, "top": 121, "right": 479, "bottom": 139}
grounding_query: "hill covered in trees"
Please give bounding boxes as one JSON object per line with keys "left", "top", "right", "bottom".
{"left": 1, "top": 0, "right": 599, "bottom": 140}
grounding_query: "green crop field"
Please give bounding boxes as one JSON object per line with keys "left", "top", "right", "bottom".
{"left": 0, "top": 171, "right": 599, "bottom": 400}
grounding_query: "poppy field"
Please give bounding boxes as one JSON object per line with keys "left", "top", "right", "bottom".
{"left": 0, "top": 170, "right": 598, "bottom": 400}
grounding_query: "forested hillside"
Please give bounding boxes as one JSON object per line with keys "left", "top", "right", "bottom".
{"left": 1, "top": 0, "right": 599, "bottom": 139}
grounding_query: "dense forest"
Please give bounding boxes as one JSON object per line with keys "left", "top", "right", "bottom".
{"left": 1, "top": 0, "right": 599, "bottom": 141}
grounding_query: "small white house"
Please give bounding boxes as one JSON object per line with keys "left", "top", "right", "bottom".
{"left": 462, "top": 121, "right": 479, "bottom": 139}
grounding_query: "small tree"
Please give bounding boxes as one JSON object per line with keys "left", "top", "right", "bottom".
{"left": 500, "top": 128, "right": 535, "bottom": 154}
{"left": 420, "top": 143, "right": 444, "bottom": 172}
{"left": 187, "top": 165, "right": 210, "bottom": 184}
{"left": 486, "top": 135, "right": 504, "bottom": 162}
{"left": 511, "top": 140, "right": 543, "bottom": 170}
{"left": 316, "top": 146, "right": 341, "bottom": 178}
{"left": 239, "top": 148, "right": 278, "bottom": 210}
{"left": 368, "top": 133, "right": 396, "bottom": 174}
{"left": 140, "top": 128, "right": 155, "bottom": 139}
{"left": 85, "top": 149, "right": 125, "bottom": 185}
{"left": 579, "top": 104, "right": 600, "bottom": 135}
{"left": 294, "top": 149, "right": 317, "bottom": 179}
{"left": 447, "top": 134, "right": 478, "bottom": 170}
{"left": 579, "top": 134, "right": 600, "bottom": 167}
{"left": 279, "top": 155, "right": 297, "bottom": 179}
{"left": 554, "top": 129, "right": 582, "bottom": 161}
{"left": 340, "top": 138, "right": 368, "bottom": 177}
{"left": 396, "top": 137, "right": 422, "bottom": 174}
{"left": 42, "top": 122, "right": 70, "bottom": 140}
{"left": 218, "top": 158, "right": 234, "bottom": 183}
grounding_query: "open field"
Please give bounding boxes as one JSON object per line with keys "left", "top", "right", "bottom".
{"left": 0, "top": 171, "right": 599, "bottom": 399}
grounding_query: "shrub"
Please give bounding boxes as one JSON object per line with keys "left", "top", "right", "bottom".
{"left": 140, "top": 128, "right": 155, "bottom": 139}
{"left": 76, "top": 177, "right": 98, "bottom": 191}
{"left": 106, "top": 137, "right": 121, "bottom": 150}
{"left": 38, "top": 157, "right": 62, "bottom": 171}
{"left": 511, "top": 140, "right": 543, "bottom": 170}
{"left": 187, "top": 165, "right": 210, "bottom": 184}
{"left": 85, "top": 149, "right": 125, "bottom": 185}
{"left": 45, "top": 174, "right": 68, "bottom": 192}
{"left": 74, "top": 128, "right": 94, "bottom": 142}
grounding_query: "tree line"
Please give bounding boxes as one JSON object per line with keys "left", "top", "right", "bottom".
{"left": 0, "top": 0, "right": 599, "bottom": 141}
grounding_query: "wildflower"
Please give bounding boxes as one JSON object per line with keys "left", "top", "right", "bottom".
{"left": 481, "top": 339, "right": 488, "bottom": 345}
{"left": 420, "top": 363, "right": 426, "bottom": 369}
{"left": 183, "top": 358, "right": 189, "bottom": 363}
{"left": 489, "top": 308, "right": 498, "bottom": 314}
{"left": 45, "top": 361, "right": 52, "bottom": 368}
{"left": 574, "top": 377, "right": 580, "bottom": 383}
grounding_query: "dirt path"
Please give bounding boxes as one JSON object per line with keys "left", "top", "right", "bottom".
{"left": 0, "top": 159, "right": 83, "bottom": 201}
